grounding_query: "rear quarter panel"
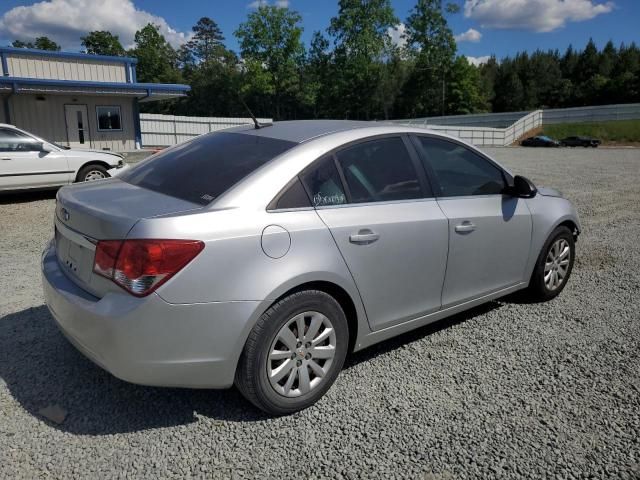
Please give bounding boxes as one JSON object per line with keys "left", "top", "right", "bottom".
{"left": 128, "top": 206, "right": 368, "bottom": 311}
{"left": 127, "top": 206, "right": 371, "bottom": 359}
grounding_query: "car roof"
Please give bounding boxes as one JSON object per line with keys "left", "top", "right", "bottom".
{"left": 225, "top": 120, "right": 383, "bottom": 144}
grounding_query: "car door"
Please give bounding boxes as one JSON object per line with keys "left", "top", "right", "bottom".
{"left": 412, "top": 135, "right": 532, "bottom": 307}
{"left": 302, "top": 136, "right": 449, "bottom": 331}
{"left": 0, "top": 128, "right": 71, "bottom": 190}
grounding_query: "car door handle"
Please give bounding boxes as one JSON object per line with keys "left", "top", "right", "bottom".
{"left": 349, "top": 229, "right": 380, "bottom": 245}
{"left": 455, "top": 221, "right": 476, "bottom": 233}
{"left": 1, "top": 157, "right": 11, "bottom": 161}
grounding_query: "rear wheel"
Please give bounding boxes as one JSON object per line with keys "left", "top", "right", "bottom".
{"left": 77, "top": 164, "right": 109, "bottom": 182}
{"left": 526, "top": 226, "right": 575, "bottom": 301}
{"left": 235, "top": 290, "right": 349, "bottom": 415}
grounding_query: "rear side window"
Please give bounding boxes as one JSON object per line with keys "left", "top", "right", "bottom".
{"left": 122, "top": 132, "right": 296, "bottom": 205}
{"left": 268, "top": 177, "right": 311, "bottom": 210}
{"left": 335, "top": 137, "right": 423, "bottom": 203}
{"left": 301, "top": 156, "right": 347, "bottom": 207}
{"left": 416, "top": 136, "right": 505, "bottom": 197}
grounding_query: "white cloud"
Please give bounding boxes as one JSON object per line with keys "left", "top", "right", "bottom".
{"left": 387, "top": 23, "right": 407, "bottom": 49}
{"left": 463, "top": 0, "right": 614, "bottom": 32}
{"left": 454, "top": 28, "right": 482, "bottom": 42}
{"left": 466, "top": 55, "right": 491, "bottom": 66}
{"left": 274, "top": 0, "right": 290, "bottom": 7}
{"left": 0, "top": 0, "right": 191, "bottom": 50}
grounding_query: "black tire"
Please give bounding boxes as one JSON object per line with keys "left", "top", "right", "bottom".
{"left": 235, "top": 290, "right": 349, "bottom": 415}
{"left": 77, "top": 164, "right": 109, "bottom": 182}
{"left": 526, "top": 226, "right": 575, "bottom": 302}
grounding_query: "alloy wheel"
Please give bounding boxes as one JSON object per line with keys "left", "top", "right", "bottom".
{"left": 84, "top": 170, "right": 106, "bottom": 181}
{"left": 544, "top": 238, "right": 571, "bottom": 291}
{"left": 267, "top": 311, "right": 337, "bottom": 398}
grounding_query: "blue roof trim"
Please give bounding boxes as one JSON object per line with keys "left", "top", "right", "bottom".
{"left": 0, "top": 76, "right": 190, "bottom": 92}
{"left": 0, "top": 46, "right": 138, "bottom": 64}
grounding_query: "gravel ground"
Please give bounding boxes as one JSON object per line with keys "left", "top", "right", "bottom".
{"left": 1, "top": 147, "right": 639, "bottom": 479}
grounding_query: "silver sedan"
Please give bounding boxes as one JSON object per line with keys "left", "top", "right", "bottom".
{"left": 42, "top": 121, "right": 580, "bottom": 415}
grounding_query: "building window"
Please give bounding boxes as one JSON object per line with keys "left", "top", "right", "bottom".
{"left": 96, "top": 106, "right": 122, "bottom": 132}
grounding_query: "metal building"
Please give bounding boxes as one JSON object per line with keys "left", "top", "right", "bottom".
{"left": 0, "top": 47, "right": 190, "bottom": 152}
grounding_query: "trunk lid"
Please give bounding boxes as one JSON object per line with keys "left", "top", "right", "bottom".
{"left": 54, "top": 178, "right": 202, "bottom": 297}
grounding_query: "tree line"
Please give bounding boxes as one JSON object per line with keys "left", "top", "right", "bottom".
{"left": 10, "top": 0, "right": 640, "bottom": 120}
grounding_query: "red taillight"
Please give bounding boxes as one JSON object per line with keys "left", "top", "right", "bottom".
{"left": 93, "top": 239, "right": 204, "bottom": 296}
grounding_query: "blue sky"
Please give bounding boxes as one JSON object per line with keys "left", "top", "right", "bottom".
{"left": 0, "top": 0, "right": 638, "bottom": 64}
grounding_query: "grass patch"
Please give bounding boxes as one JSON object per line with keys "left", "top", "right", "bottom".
{"left": 542, "top": 120, "right": 640, "bottom": 143}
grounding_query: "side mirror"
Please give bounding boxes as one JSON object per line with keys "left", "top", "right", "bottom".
{"left": 509, "top": 175, "right": 537, "bottom": 198}
{"left": 37, "top": 143, "right": 53, "bottom": 153}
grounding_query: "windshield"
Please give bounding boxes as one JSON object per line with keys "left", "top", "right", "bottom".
{"left": 121, "top": 132, "right": 297, "bottom": 205}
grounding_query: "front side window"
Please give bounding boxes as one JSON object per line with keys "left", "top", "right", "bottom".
{"left": 335, "top": 137, "right": 423, "bottom": 204}
{"left": 0, "top": 128, "right": 41, "bottom": 152}
{"left": 301, "top": 156, "right": 347, "bottom": 207}
{"left": 416, "top": 136, "right": 505, "bottom": 197}
{"left": 122, "top": 132, "right": 297, "bottom": 205}
{"left": 96, "top": 106, "right": 122, "bottom": 131}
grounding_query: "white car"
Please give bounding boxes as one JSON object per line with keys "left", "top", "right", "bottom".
{"left": 0, "top": 123, "right": 129, "bottom": 192}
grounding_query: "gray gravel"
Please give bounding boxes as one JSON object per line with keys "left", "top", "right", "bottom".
{"left": 1, "top": 147, "right": 639, "bottom": 479}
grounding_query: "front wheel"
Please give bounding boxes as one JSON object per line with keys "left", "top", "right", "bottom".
{"left": 526, "top": 226, "right": 575, "bottom": 301}
{"left": 235, "top": 290, "right": 349, "bottom": 415}
{"left": 77, "top": 164, "right": 109, "bottom": 182}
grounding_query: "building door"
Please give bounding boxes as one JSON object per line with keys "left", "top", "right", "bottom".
{"left": 64, "top": 105, "right": 90, "bottom": 148}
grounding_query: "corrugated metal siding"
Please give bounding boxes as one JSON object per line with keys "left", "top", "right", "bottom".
{"left": 7, "top": 55, "right": 127, "bottom": 83}
{"left": 9, "top": 94, "right": 135, "bottom": 151}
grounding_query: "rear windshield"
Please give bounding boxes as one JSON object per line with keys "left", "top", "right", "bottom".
{"left": 122, "top": 132, "right": 297, "bottom": 205}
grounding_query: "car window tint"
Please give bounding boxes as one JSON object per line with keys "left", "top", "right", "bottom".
{"left": 269, "top": 177, "right": 311, "bottom": 210}
{"left": 335, "top": 137, "right": 422, "bottom": 203}
{"left": 301, "top": 156, "right": 347, "bottom": 207}
{"left": 0, "top": 128, "right": 39, "bottom": 152}
{"left": 416, "top": 137, "right": 505, "bottom": 197}
{"left": 122, "top": 132, "right": 296, "bottom": 205}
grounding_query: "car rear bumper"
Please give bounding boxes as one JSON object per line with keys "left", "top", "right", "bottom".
{"left": 41, "top": 243, "right": 261, "bottom": 388}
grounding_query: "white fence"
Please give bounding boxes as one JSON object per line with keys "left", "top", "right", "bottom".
{"left": 542, "top": 103, "right": 640, "bottom": 124}
{"left": 140, "top": 103, "right": 640, "bottom": 148}
{"left": 394, "top": 103, "right": 640, "bottom": 146}
{"left": 398, "top": 103, "right": 640, "bottom": 128}
{"left": 394, "top": 110, "right": 543, "bottom": 146}
{"left": 140, "top": 114, "right": 272, "bottom": 147}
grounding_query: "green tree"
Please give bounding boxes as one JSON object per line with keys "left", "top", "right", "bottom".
{"left": 305, "top": 31, "right": 335, "bottom": 118}
{"left": 399, "top": 0, "right": 457, "bottom": 117}
{"left": 328, "top": 0, "right": 398, "bottom": 119}
{"left": 11, "top": 40, "right": 34, "bottom": 48}
{"left": 12, "top": 36, "right": 60, "bottom": 51}
{"left": 129, "top": 24, "right": 182, "bottom": 114}
{"left": 492, "top": 61, "right": 524, "bottom": 112}
{"left": 235, "top": 5, "right": 305, "bottom": 119}
{"left": 183, "top": 17, "right": 226, "bottom": 64}
{"left": 445, "top": 56, "right": 487, "bottom": 114}
{"left": 81, "top": 31, "right": 126, "bottom": 56}
{"left": 129, "top": 24, "right": 181, "bottom": 84}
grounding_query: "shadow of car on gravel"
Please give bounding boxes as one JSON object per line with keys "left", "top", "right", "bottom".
{"left": 0, "top": 189, "right": 57, "bottom": 205}
{"left": 0, "top": 302, "right": 501, "bottom": 434}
